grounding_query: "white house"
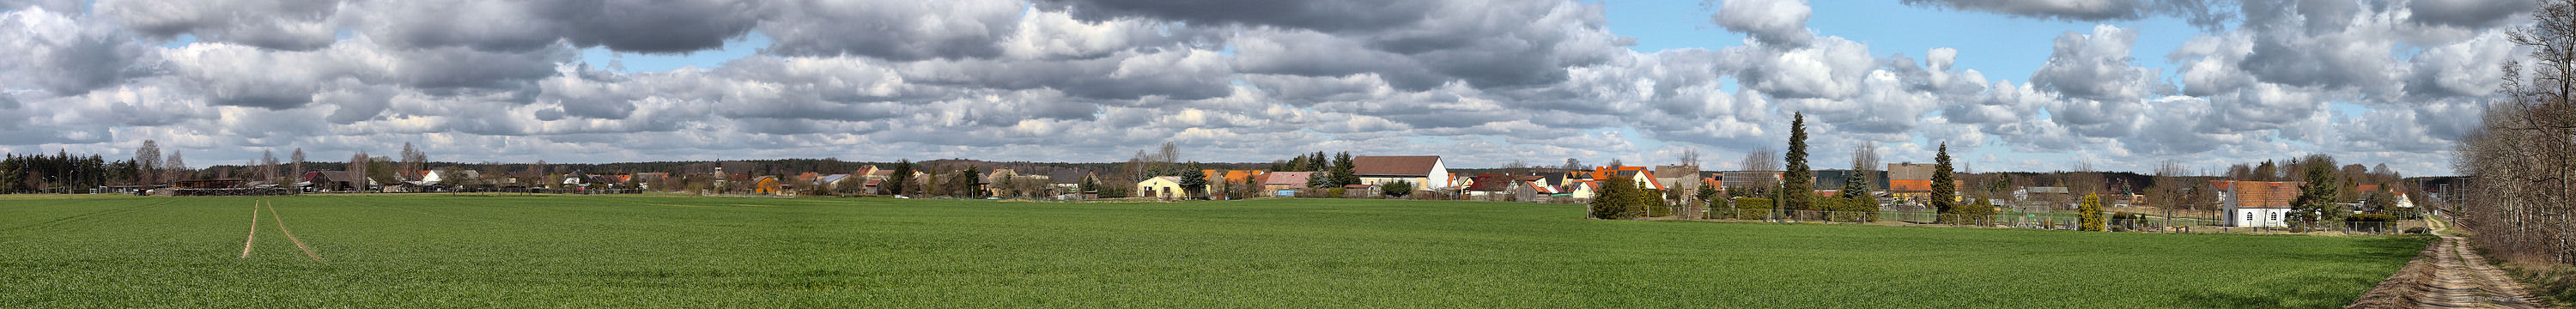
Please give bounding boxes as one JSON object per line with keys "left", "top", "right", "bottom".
{"left": 2218, "top": 180, "right": 2300, "bottom": 227}
{"left": 1351, "top": 155, "right": 1451, "bottom": 190}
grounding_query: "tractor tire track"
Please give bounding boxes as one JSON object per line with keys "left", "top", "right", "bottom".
{"left": 239, "top": 202, "right": 260, "bottom": 258}
{"left": 264, "top": 201, "right": 325, "bottom": 261}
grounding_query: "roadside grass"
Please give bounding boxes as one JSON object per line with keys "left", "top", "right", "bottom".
{"left": 0, "top": 196, "right": 2425, "bottom": 307}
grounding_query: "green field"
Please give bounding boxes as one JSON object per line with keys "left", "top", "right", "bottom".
{"left": 0, "top": 195, "right": 2427, "bottom": 307}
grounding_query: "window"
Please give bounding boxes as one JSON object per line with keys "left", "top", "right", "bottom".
{"left": 2245, "top": 212, "right": 2255, "bottom": 221}
{"left": 2270, "top": 212, "right": 2280, "bottom": 221}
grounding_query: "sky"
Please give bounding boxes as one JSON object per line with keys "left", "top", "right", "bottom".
{"left": 0, "top": 0, "right": 2538, "bottom": 176}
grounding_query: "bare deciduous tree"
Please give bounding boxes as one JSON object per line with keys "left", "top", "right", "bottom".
{"left": 2456, "top": 0, "right": 2576, "bottom": 265}
{"left": 259, "top": 150, "right": 280, "bottom": 184}
{"left": 289, "top": 148, "right": 305, "bottom": 184}
{"left": 1739, "top": 147, "right": 1777, "bottom": 172}
{"left": 133, "top": 140, "right": 159, "bottom": 185}
{"left": 163, "top": 151, "right": 187, "bottom": 183}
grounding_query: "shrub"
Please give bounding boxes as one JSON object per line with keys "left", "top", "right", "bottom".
{"left": 1643, "top": 189, "right": 1670, "bottom": 217}
{"left": 1327, "top": 187, "right": 1347, "bottom": 197}
{"left": 2077, "top": 194, "right": 2105, "bottom": 232}
{"left": 1732, "top": 197, "right": 1775, "bottom": 220}
{"left": 1382, "top": 180, "right": 1413, "bottom": 198}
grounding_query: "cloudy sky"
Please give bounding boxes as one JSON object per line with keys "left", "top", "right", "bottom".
{"left": 0, "top": 0, "right": 2536, "bottom": 175}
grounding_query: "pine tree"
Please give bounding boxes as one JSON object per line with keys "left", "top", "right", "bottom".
{"left": 2287, "top": 155, "right": 2345, "bottom": 231}
{"left": 1640, "top": 181, "right": 1668, "bottom": 217}
{"left": 1179, "top": 162, "right": 1208, "bottom": 198}
{"left": 1781, "top": 112, "right": 1813, "bottom": 212}
{"left": 954, "top": 167, "right": 981, "bottom": 197}
{"left": 1590, "top": 178, "right": 1632, "bottom": 219}
{"left": 1330, "top": 152, "right": 1358, "bottom": 186}
{"left": 884, "top": 160, "right": 914, "bottom": 196}
{"left": 1931, "top": 142, "right": 1957, "bottom": 217}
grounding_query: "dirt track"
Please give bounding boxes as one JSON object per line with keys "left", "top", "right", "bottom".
{"left": 2348, "top": 219, "right": 2549, "bottom": 309}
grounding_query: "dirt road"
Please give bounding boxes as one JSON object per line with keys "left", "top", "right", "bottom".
{"left": 2349, "top": 218, "right": 2549, "bottom": 308}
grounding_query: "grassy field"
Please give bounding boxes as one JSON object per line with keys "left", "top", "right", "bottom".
{"left": 0, "top": 195, "right": 2426, "bottom": 307}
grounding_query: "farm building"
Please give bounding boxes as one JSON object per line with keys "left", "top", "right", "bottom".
{"left": 1262, "top": 172, "right": 1314, "bottom": 197}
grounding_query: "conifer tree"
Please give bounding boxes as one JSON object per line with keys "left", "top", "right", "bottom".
{"left": 1589, "top": 177, "right": 1634, "bottom": 219}
{"left": 884, "top": 160, "right": 914, "bottom": 196}
{"left": 1781, "top": 112, "right": 1813, "bottom": 212}
{"left": 1931, "top": 142, "right": 1957, "bottom": 217}
{"left": 1180, "top": 162, "right": 1209, "bottom": 198}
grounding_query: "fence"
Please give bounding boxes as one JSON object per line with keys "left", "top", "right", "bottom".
{"left": 1698, "top": 206, "right": 2415, "bottom": 235}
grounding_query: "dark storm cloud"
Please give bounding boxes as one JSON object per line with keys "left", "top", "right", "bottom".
{"left": 95, "top": 0, "right": 343, "bottom": 51}
{"left": 354, "top": 0, "right": 759, "bottom": 53}
{"left": 1042, "top": 0, "right": 1629, "bottom": 90}
{"left": 1032, "top": 0, "right": 1434, "bottom": 33}
{"left": 1, "top": 8, "right": 155, "bottom": 96}
{"left": 756, "top": 0, "right": 1020, "bottom": 60}
{"left": 2408, "top": 0, "right": 2534, "bottom": 28}
{"left": 1898, "top": 0, "right": 2240, "bottom": 30}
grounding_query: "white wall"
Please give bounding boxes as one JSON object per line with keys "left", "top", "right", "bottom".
{"left": 2227, "top": 208, "right": 2291, "bottom": 227}
{"left": 1426, "top": 161, "right": 1449, "bottom": 189}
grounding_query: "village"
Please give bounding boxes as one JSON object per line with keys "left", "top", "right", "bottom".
{"left": 0, "top": 138, "right": 2442, "bottom": 233}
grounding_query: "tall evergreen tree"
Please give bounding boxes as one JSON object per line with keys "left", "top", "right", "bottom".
{"left": 884, "top": 160, "right": 914, "bottom": 196}
{"left": 1329, "top": 152, "right": 1358, "bottom": 186}
{"left": 1309, "top": 151, "right": 1327, "bottom": 172}
{"left": 1179, "top": 162, "right": 1209, "bottom": 198}
{"left": 2287, "top": 154, "right": 2345, "bottom": 231}
{"left": 954, "top": 167, "right": 981, "bottom": 197}
{"left": 1781, "top": 112, "right": 1813, "bottom": 212}
{"left": 1931, "top": 142, "right": 1957, "bottom": 216}
{"left": 1589, "top": 177, "right": 1634, "bottom": 219}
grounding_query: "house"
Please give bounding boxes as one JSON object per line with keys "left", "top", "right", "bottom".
{"left": 819, "top": 174, "right": 853, "bottom": 189}
{"left": 1886, "top": 163, "right": 1936, "bottom": 180}
{"left": 1514, "top": 180, "right": 1549, "bottom": 202}
{"left": 1464, "top": 174, "right": 1519, "bottom": 199}
{"left": 1263, "top": 172, "right": 1315, "bottom": 196}
{"left": 303, "top": 171, "right": 368, "bottom": 191}
{"left": 2217, "top": 180, "right": 2300, "bottom": 227}
{"left": 751, "top": 176, "right": 782, "bottom": 195}
{"left": 1888, "top": 179, "right": 1967, "bottom": 204}
{"left": 1565, "top": 180, "right": 1600, "bottom": 200}
{"left": 1351, "top": 155, "right": 1450, "bottom": 191}
{"left": 1656, "top": 165, "right": 1701, "bottom": 196}
{"left": 1591, "top": 167, "right": 1664, "bottom": 191}
{"left": 1137, "top": 176, "right": 1186, "bottom": 199}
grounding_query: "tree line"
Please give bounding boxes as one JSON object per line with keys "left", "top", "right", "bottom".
{"left": 2455, "top": 0, "right": 2576, "bottom": 267}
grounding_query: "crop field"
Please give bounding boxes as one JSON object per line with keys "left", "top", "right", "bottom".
{"left": 0, "top": 195, "right": 2426, "bottom": 307}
